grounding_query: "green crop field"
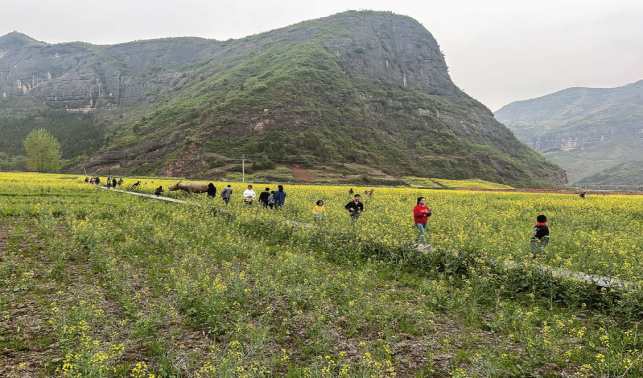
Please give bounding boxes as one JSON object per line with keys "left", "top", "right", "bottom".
{"left": 2, "top": 172, "right": 643, "bottom": 377}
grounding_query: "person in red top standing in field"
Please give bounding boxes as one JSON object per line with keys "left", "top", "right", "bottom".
{"left": 413, "top": 197, "right": 432, "bottom": 246}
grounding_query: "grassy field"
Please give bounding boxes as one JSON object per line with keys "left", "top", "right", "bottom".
{"left": 2, "top": 172, "right": 643, "bottom": 377}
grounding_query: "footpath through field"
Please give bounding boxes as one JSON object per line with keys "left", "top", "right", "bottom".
{"left": 102, "top": 186, "right": 635, "bottom": 291}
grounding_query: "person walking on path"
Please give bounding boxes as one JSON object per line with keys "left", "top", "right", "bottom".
{"left": 259, "top": 187, "right": 270, "bottom": 208}
{"left": 243, "top": 185, "right": 256, "bottom": 205}
{"left": 273, "top": 185, "right": 286, "bottom": 208}
{"left": 207, "top": 183, "right": 217, "bottom": 198}
{"left": 345, "top": 194, "right": 364, "bottom": 223}
{"left": 155, "top": 186, "right": 164, "bottom": 196}
{"left": 221, "top": 185, "right": 232, "bottom": 204}
{"left": 112, "top": 178, "right": 117, "bottom": 188}
{"left": 313, "top": 200, "right": 327, "bottom": 221}
{"left": 413, "top": 197, "right": 432, "bottom": 246}
{"left": 531, "top": 214, "right": 550, "bottom": 258}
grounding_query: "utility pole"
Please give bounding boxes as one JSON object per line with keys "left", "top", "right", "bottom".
{"left": 242, "top": 154, "right": 246, "bottom": 183}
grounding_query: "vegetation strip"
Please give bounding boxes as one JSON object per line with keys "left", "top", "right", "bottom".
{"left": 107, "top": 183, "right": 636, "bottom": 293}
{"left": 3, "top": 172, "right": 643, "bottom": 377}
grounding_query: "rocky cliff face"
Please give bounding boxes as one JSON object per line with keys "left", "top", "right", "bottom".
{"left": 0, "top": 12, "right": 566, "bottom": 186}
{"left": 1, "top": 13, "right": 456, "bottom": 111}
{"left": 495, "top": 81, "right": 643, "bottom": 183}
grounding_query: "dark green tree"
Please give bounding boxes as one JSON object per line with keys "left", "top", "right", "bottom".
{"left": 23, "top": 129, "right": 62, "bottom": 172}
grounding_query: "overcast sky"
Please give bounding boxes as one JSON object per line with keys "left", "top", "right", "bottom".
{"left": 2, "top": 0, "right": 642, "bottom": 111}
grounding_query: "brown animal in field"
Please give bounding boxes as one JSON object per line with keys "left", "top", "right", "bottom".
{"left": 168, "top": 180, "right": 209, "bottom": 194}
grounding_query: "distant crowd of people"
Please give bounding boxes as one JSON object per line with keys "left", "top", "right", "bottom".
{"left": 85, "top": 176, "right": 123, "bottom": 188}
{"left": 89, "top": 177, "right": 551, "bottom": 253}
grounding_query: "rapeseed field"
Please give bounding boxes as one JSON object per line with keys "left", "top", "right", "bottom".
{"left": 2, "top": 172, "right": 643, "bottom": 377}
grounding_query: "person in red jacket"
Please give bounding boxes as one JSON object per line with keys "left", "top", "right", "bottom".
{"left": 413, "top": 197, "right": 432, "bottom": 246}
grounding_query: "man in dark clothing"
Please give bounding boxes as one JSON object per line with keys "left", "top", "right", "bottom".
{"left": 207, "top": 183, "right": 217, "bottom": 198}
{"left": 259, "top": 188, "right": 270, "bottom": 207}
{"left": 221, "top": 185, "right": 232, "bottom": 204}
{"left": 155, "top": 186, "right": 164, "bottom": 196}
{"left": 579, "top": 192, "right": 586, "bottom": 198}
{"left": 345, "top": 194, "right": 364, "bottom": 223}
{"left": 531, "top": 214, "right": 549, "bottom": 257}
{"left": 273, "top": 185, "right": 286, "bottom": 208}
{"left": 112, "top": 178, "right": 117, "bottom": 188}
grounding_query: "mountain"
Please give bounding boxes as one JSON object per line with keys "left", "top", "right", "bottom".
{"left": 0, "top": 12, "right": 565, "bottom": 187}
{"left": 495, "top": 80, "right": 643, "bottom": 185}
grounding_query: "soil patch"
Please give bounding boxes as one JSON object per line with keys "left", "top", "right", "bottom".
{"left": 286, "top": 164, "right": 314, "bottom": 182}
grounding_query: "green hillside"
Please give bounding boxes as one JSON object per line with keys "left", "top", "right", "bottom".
{"left": 0, "top": 11, "right": 565, "bottom": 187}
{"left": 577, "top": 160, "right": 643, "bottom": 188}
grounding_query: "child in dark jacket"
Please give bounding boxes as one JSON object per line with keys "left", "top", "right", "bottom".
{"left": 531, "top": 214, "right": 549, "bottom": 257}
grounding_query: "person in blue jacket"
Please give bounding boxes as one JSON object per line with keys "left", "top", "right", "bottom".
{"left": 273, "top": 184, "right": 287, "bottom": 208}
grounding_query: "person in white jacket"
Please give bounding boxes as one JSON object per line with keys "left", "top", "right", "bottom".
{"left": 242, "top": 185, "right": 256, "bottom": 205}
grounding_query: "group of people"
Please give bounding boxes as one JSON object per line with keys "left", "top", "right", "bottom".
{"left": 91, "top": 177, "right": 551, "bottom": 253}
{"left": 412, "top": 195, "right": 549, "bottom": 255}
{"left": 217, "top": 184, "right": 288, "bottom": 208}
{"left": 85, "top": 176, "right": 123, "bottom": 188}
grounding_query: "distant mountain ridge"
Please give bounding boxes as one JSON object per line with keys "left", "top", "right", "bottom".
{"left": 0, "top": 11, "right": 565, "bottom": 186}
{"left": 495, "top": 80, "right": 643, "bottom": 184}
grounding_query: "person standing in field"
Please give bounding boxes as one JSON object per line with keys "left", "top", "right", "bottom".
{"left": 155, "top": 186, "right": 164, "bottom": 196}
{"left": 267, "top": 191, "right": 275, "bottom": 209}
{"left": 207, "top": 183, "right": 217, "bottom": 198}
{"left": 345, "top": 194, "right": 364, "bottom": 223}
{"left": 531, "top": 214, "right": 549, "bottom": 257}
{"left": 112, "top": 177, "right": 117, "bottom": 188}
{"left": 221, "top": 184, "right": 232, "bottom": 204}
{"left": 313, "top": 200, "right": 327, "bottom": 221}
{"left": 259, "top": 187, "right": 270, "bottom": 208}
{"left": 273, "top": 185, "right": 286, "bottom": 208}
{"left": 243, "top": 185, "right": 256, "bottom": 205}
{"left": 413, "top": 197, "right": 432, "bottom": 246}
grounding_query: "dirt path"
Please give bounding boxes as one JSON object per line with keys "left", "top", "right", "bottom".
{"left": 286, "top": 164, "right": 314, "bottom": 182}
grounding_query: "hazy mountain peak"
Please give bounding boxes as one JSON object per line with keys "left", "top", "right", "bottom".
{"left": 496, "top": 80, "right": 643, "bottom": 185}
